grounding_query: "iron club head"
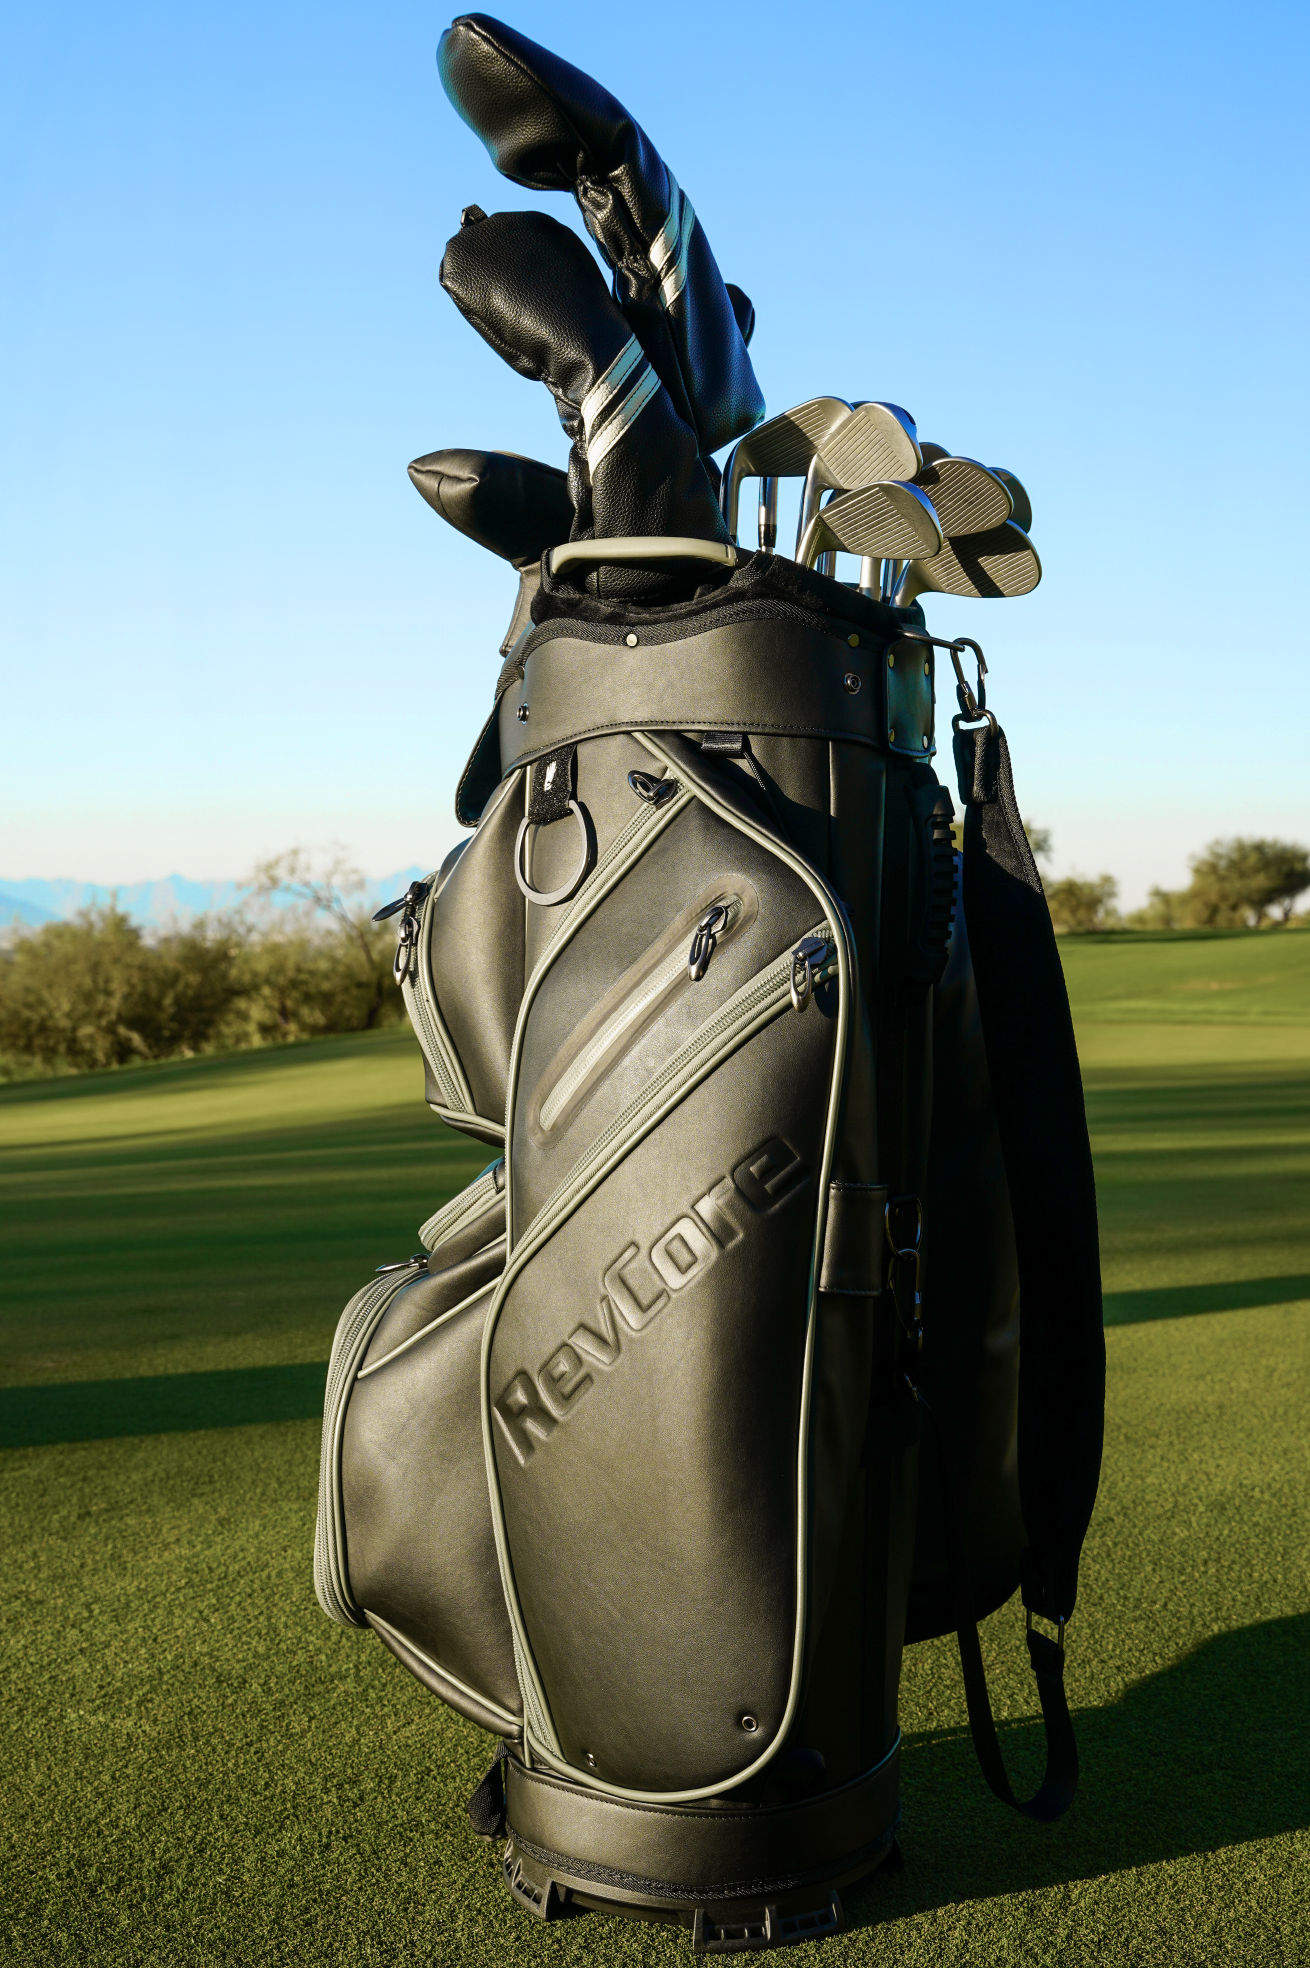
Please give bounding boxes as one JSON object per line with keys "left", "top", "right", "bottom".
{"left": 796, "top": 402, "right": 923, "bottom": 551}
{"left": 912, "top": 456, "right": 1013, "bottom": 535}
{"left": 798, "top": 479, "right": 943, "bottom": 570}
{"left": 988, "top": 467, "right": 1033, "bottom": 533}
{"left": 894, "top": 521, "right": 1041, "bottom": 605}
{"left": 720, "top": 397, "right": 852, "bottom": 544}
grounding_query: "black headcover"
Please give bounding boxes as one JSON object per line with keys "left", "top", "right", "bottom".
{"left": 437, "top": 14, "right": 764, "bottom": 457}
{"left": 407, "top": 448, "right": 573, "bottom": 567}
{"left": 440, "top": 207, "right": 728, "bottom": 601}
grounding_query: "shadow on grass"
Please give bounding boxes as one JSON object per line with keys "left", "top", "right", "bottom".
{"left": 0, "top": 1362, "right": 329, "bottom": 1448}
{"left": 1104, "top": 1274, "right": 1310, "bottom": 1324}
{"left": 848, "top": 1612, "right": 1310, "bottom": 1925}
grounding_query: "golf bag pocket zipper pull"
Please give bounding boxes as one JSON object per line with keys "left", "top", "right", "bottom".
{"left": 372, "top": 879, "right": 432, "bottom": 985}
{"left": 627, "top": 768, "right": 677, "bottom": 808}
{"left": 790, "top": 935, "right": 831, "bottom": 1012}
{"left": 688, "top": 903, "right": 730, "bottom": 981}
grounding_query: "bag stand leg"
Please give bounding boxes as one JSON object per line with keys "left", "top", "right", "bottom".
{"left": 498, "top": 1747, "right": 902, "bottom": 1950}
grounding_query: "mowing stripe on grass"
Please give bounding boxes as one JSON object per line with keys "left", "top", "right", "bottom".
{"left": 0, "top": 1361, "right": 328, "bottom": 1449}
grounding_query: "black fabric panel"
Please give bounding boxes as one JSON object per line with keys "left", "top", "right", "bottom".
{"left": 907, "top": 878, "right": 1024, "bottom": 1642}
{"left": 953, "top": 721, "right": 1105, "bottom": 1623}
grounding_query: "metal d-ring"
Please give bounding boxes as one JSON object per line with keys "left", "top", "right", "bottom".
{"left": 514, "top": 800, "right": 592, "bottom": 906}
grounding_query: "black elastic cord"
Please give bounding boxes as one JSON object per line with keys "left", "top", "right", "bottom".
{"left": 919, "top": 1391, "right": 1079, "bottom": 1823}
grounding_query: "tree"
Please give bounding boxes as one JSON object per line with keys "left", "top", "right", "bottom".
{"left": 1185, "top": 837, "right": 1310, "bottom": 927}
{"left": 1046, "top": 874, "right": 1119, "bottom": 934}
{"left": 0, "top": 907, "right": 242, "bottom": 1071}
{"left": 245, "top": 848, "right": 400, "bottom": 1030}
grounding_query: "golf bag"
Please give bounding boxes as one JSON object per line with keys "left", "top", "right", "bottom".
{"left": 312, "top": 13, "right": 1104, "bottom": 1950}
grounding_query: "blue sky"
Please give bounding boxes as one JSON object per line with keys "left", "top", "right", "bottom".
{"left": 3, "top": 0, "right": 1307, "bottom": 904}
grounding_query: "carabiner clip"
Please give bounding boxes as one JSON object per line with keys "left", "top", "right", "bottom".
{"left": 949, "top": 638, "right": 992, "bottom": 725}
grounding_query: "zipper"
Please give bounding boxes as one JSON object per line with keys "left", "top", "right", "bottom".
{"left": 395, "top": 878, "right": 476, "bottom": 1117}
{"left": 535, "top": 894, "right": 748, "bottom": 1137}
{"left": 419, "top": 1163, "right": 504, "bottom": 1254}
{"left": 523, "top": 925, "right": 836, "bottom": 1254}
{"left": 374, "top": 879, "right": 432, "bottom": 985}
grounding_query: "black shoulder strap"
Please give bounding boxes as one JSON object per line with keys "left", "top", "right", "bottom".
{"left": 939, "top": 657, "right": 1105, "bottom": 1821}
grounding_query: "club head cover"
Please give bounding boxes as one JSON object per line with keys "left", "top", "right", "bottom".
{"left": 440, "top": 207, "right": 729, "bottom": 602}
{"left": 437, "top": 14, "right": 764, "bottom": 457}
{"left": 407, "top": 448, "right": 573, "bottom": 568}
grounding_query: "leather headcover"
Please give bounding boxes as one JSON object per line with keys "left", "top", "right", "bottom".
{"left": 437, "top": 13, "right": 764, "bottom": 456}
{"left": 440, "top": 208, "right": 729, "bottom": 601}
{"left": 408, "top": 448, "right": 573, "bottom": 567}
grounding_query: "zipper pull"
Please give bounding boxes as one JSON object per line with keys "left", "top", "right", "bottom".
{"left": 790, "top": 935, "right": 830, "bottom": 1013}
{"left": 688, "top": 903, "right": 730, "bottom": 981}
{"left": 375, "top": 1252, "right": 430, "bottom": 1276}
{"left": 627, "top": 769, "right": 678, "bottom": 808}
{"left": 373, "top": 879, "right": 431, "bottom": 985}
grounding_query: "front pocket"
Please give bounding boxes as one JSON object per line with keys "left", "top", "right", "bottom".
{"left": 484, "top": 924, "right": 843, "bottom": 1798}
{"left": 525, "top": 880, "right": 759, "bottom": 1145}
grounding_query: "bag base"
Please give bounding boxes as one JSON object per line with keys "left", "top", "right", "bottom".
{"left": 499, "top": 1743, "right": 901, "bottom": 1950}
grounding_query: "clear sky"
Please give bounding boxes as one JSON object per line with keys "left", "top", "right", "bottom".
{"left": 4, "top": 0, "right": 1307, "bottom": 905}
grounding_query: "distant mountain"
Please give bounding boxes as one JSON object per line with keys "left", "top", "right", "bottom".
{"left": 0, "top": 868, "right": 430, "bottom": 931}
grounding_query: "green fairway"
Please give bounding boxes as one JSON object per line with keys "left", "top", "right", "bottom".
{"left": 1, "top": 928, "right": 1307, "bottom": 1959}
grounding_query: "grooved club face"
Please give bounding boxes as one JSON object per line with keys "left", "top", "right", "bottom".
{"left": 897, "top": 521, "right": 1042, "bottom": 603}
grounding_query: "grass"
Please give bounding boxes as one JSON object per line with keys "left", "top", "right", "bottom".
{"left": 1, "top": 928, "right": 1307, "bottom": 1961}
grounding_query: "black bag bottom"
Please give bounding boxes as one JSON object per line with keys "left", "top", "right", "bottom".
{"left": 500, "top": 1742, "right": 901, "bottom": 1951}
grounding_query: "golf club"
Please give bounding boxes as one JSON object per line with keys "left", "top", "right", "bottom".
{"left": 989, "top": 467, "right": 1033, "bottom": 532}
{"left": 797, "top": 478, "right": 943, "bottom": 571}
{"left": 795, "top": 401, "right": 922, "bottom": 553}
{"left": 893, "top": 520, "right": 1041, "bottom": 605}
{"left": 720, "top": 396, "right": 852, "bottom": 546}
{"left": 912, "top": 456, "right": 1012, "bottom": 536}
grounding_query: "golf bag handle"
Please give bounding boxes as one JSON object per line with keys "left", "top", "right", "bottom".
{"left": 548, "top": 536, "right": 739, "bottom": 574}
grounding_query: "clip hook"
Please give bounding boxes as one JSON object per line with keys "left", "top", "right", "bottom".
{"left": 949, "top": 638, "right": 992, "bottom": 725}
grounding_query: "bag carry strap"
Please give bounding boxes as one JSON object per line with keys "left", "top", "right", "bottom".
{"left": 921, "top": 1392, "right": 1079, "bottom": 1821}
{"left": 932, "top": 640, "right": 1105, "bottom": 1823}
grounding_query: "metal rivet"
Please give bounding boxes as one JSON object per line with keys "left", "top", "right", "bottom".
{"left": 888, "top": 727, "right": 896, "bottom": 744}
{"left": 625, "top": 631, "right": 639, "bottom": 647}
{"left": 887, "top": 651, "right": 895, "bottom": 668}
{"left": 847, "top": 633, "right": 859, "bottom": 648}
{"left": 924, "top": 659, "right": 930, "bottom": 676}
{"left": 922, "top": 734, "right": 930, "bottom": 749}
{"left": 844, "top": 672, "right": 861, "bottom": 695}
{"left": 740, "top": 1714, "right": 759, "bottom": 1733}
{"left": 516, "top": 705, "right": 529, "bottom": 723}
{"left": 584, "top": 1751, "right": 598, "bottom": 1767}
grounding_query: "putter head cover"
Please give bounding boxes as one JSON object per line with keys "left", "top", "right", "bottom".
{"left": 440, "top": 206, "right": 730, "bottom": 601}
{"left": 438, "top": 13, "right": 764, "bottom": 457}
{"left": 407, "top": 448, "right": 574, "bottom": 568}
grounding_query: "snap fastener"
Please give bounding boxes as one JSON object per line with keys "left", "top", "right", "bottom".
{"left": 844, "top": 672, "right": 861, "bottom": 695}
{"left": 584, "top": 1751, "right": 598, "bottom": 1768}
{"left": 625, "top": 632, "right": 639, "bottom": 647}
{"left": 847, "top": 633, "right": 859, "bottom": 647}
{"left": 516, "top": 705, "right": 529, "bottom": 722}
{"left": 887, "top": 651, "right": 895, "bottom": 668}
{"left": 888, "top": 726, "right": 896, "bottom": 744}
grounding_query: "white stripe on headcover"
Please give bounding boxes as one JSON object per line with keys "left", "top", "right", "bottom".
{"left": 580, "top": 335, "right": 644, "bottom": 446}
{"left": 586, "top": 359, "right": 661, "bottom": 473}
{"left": 650, "top": 170, "right": 694, "bottom": 312}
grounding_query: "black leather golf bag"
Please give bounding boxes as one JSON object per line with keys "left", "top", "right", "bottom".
{"left": 313, "top": 16, "right": 1105, "bottom": 1952}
